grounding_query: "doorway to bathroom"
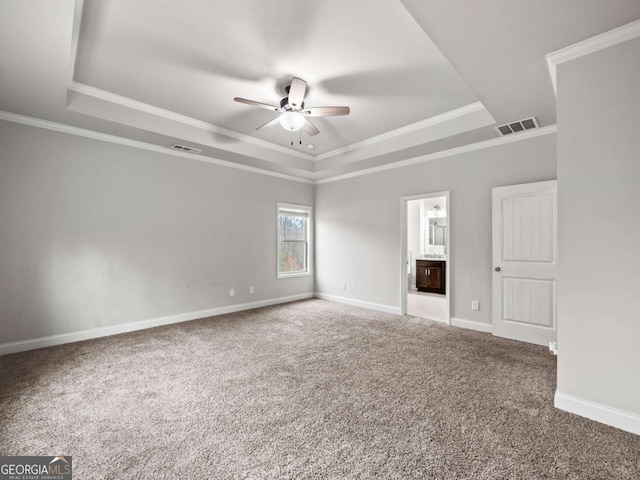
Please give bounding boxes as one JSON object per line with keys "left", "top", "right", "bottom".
{"left": 400, "top": 191, "right": 450, "bottom": 324}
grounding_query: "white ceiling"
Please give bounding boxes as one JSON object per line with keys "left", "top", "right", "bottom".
{"left": 1, "top": 0, "right": 639, "bottom": 181}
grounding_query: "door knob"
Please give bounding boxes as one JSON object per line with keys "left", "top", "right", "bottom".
{"left": 495, "top": 267, "right": 501, "bottom": 272}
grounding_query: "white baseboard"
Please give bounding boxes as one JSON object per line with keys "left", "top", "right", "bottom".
{"left": 450, "top": 317, "right": 493, "bottom": 333}
{"left": 314, "top": 293, "right": 401, "bottom": 315}
{"left": 0, "top": 293, "right": 314, "bottom": 356}
{"left": 555, "top": 391, "right": 640, "bottom": 436}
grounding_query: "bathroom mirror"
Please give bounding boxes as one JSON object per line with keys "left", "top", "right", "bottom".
{"left": 418, "top": 199, "right": 448, "bottom": 256}
{"left": 429, "top": 217, "right": 447, "bottom": 246}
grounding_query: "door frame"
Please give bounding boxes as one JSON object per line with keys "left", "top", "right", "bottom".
{"left": 400, "top": 191, "right": 451, "bottom": 325}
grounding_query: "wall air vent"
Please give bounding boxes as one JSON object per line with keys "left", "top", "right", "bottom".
{"left": 495, "top": 117, "right": 539, "bottom": 136}
{"left": 170, "top": 144, "right": 202, "bottom": 154}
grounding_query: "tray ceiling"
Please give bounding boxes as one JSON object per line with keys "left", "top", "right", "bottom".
{"left": 1, "top": 0, "right": 639, "bottom": 181}
{"left": 72, "top": 0, "right": 481, "bottom": 156}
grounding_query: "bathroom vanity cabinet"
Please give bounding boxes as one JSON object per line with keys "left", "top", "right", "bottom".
{"left": 416, "top": 260, "right": 446, "bottom": 294}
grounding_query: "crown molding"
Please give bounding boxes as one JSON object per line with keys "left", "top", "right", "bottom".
{"left": 68, "top": 82, "right": 314, "bottom": 162}
{"left": 1, "top": 110, "right": 557, "bottom": 186}
{"left": 0, "top": 110, "right": 314, "bottom": 184}
{"left": 314, "top": 102, "right": 488, "bottom": 161}
{"left": 315, "top": 125, "right": 557, "bottom": 184}
{"left": 67, "top": 81, "right": 497, "bottom": 173}
{"left": 546, "top": 19, "right": 640, "bottom": 96}
{"left": 67, "top": 81, "right": 492, "bottom": 167}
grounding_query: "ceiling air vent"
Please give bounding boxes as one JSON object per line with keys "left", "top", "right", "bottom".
{"left": 170, "top": 144, "right": 202, "bottom": 154}
{"left": 495, "top": 117, "right": 539, "bottom": 136}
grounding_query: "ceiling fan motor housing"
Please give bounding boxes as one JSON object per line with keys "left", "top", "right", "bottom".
{"left": 280, "top": 97, "right": 304, "bottom": 111}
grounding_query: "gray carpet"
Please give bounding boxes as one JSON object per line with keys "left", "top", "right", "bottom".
{"left": 1, "top": 299, "right": 638, "bottom": 479}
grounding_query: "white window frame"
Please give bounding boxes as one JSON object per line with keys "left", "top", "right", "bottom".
{"left": 277, "top": 202, "right": 313, "bottom": 279}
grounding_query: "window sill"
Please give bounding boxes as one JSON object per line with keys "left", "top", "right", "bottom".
{"left": 277, "top": 271, "right": 312, "bottom": 279}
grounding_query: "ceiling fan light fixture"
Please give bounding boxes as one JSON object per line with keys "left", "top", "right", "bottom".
{"left": 279, "top": 111, "right": 306, "bottom": 131}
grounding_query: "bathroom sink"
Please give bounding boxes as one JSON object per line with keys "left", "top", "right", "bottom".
{"left": 420, "top": 255, "right": 447, "bottom": 260}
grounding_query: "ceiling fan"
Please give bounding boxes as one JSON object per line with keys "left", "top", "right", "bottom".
{"left": 234, "top": 77, "right": 350, "bottom": 141}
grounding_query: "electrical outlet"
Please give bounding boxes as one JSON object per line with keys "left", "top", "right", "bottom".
{"left": 471, "top": 300, "right": 479, "bottom": 311}
{"left": 229, "top": 288, "right": 234, "bottom": 297}
{"left": 249, "top": 286, "right": 254, "bottom": 294}
{"left": 341, "top": 282, "right": 347, "bottom": 291}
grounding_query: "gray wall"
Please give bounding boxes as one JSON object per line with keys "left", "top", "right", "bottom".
{"left": 315, "top": 134, "right": 557, "bottom": 323}
{"left": 0, "top": 121, "right": 314, "bottom": 344}
{"left": 556, "top": 38, "right": 640, "bottom": 414}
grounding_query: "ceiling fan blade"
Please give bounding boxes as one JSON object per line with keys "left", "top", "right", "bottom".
{"left": 234, "top": 97, "right": 280, "bottom": 112}
{"left": 303, "top": 106, "right": 350, "bottom": 117}
{"left": 303, "top": 119, "right": 319, "bottom": 136}
{"left": 256, "top": 117, "right": 281, "bottom": 132}
{"left": 288, "top": 77, "right": 307, "bottom": 108}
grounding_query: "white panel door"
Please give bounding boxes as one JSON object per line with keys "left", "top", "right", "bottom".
{"left": 492, "top": 180, "right": 557, "bottom": 346}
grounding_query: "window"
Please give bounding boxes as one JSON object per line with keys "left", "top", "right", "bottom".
{"left": 277, "top": 203, "right": 312, "bottom": 278}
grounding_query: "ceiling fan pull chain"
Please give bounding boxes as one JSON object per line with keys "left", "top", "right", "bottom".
{"left": 290, "top": 131, "right": 293, "bottom": 146}
{"left": 299, "top": 130, "right": 302, "bottom": 145}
